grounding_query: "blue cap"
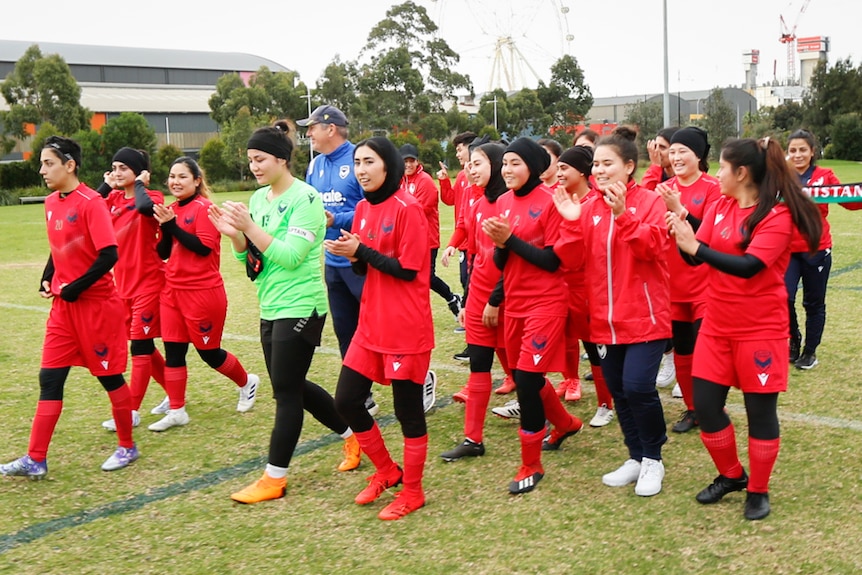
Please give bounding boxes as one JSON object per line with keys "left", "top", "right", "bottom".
{"left": 296, "top": 105, "right": 349, "bottom": 127}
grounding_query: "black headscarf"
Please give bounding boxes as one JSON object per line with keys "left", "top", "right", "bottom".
{"left": 504, "top": 137, "right": 550, "bottom": 197}
{"left": 558, "top": 145, "right": 594, "bottom": 177}
{"left": 476, "top": 143, "right": 507, "bottom": 203}
{"left": 354, "top": 137, "right": 404, "bottom": 205}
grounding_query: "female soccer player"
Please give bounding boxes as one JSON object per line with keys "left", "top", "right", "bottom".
{"left": 784, "top": 129, "right": 862, "bottom": 369}
{"left": 553, "top": 144, "right": 615, "bottom": 428}
{"left": 440, "top": 141, "right": 510, "bottom": 461}
{"left": 554, "top": 126, "right": 671, "bottom": 497}
{"left": 209, "top": 121, "right": 360, "bottom": 503}
{"left": 1, "top": 136, "right": 138, "bottom": 477}
{"left": 148, "top": 157, "right": 258, "bottom": 432}
{"left": 326, "top": 137, "right": 433, "bottom": 520}
{"left": 482, "top": 137, "right": 583, "bottom": 495}
{"left": 667, "top": 136, "right": 822, "bottom": 520}
{"left": 97, "top": 147, "right": 168, "bottom": 431}
{"left": 655, "top": 127, "right": 721, "bottom": 433}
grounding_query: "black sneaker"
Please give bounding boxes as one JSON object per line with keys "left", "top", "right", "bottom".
{"left": 789, "top": 338, "right": 801, "bottom": 363}
{"left": 453, "top": 346, "right": 470, "bottom": 362}
{"left": 542, "top": 423, "right": 583, "bottom": 451}
{"left": 695, "top": 471, "right": 748, "bottom": 504}
{"left": 447, "top": 294, "right": 462, "bottom": 318}
{"left": 440, "top": 439, "right": 485, "bottom": 462}
{"left": 744, "top": 491, "right": 771, "bottom": 520}
{"left": 794, "top": 352, "right": 818, "bottom": 370}
{"left": 671, "top": 410, "right": 699, "bottom": 433}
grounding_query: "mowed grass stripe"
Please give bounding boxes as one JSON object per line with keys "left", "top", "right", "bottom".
{"left": 2, "top": 397, "right": 860, "bottom": 556}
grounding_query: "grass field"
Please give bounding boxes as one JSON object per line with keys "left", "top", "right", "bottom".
{"left": 1, "top": 161, "right": 861, "bottom": 574}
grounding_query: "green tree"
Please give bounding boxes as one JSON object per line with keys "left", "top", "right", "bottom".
{"left": 221, "top": 106, "right": 256, "bottom": 179}
{"left": 802, "top": 58, "right": 862, "bottom": 140}
{"left": 314, "top": 57, "right": 360, "bottom": 115}
{"left": 827, "top": 112, "right": 862, "bottom": 161}
{"left": 741, "top": 106, "right": 775, "bottom": 139}
{"left": 538, "top": 55, "right": 593, "bottom": 128}
{"left": 100, "top": 113, "right": 158, "bottom": 168}
{"left": 0, "top": 45, "right": 91, "bottom": 154}
{"left": 700, "top": 88, "right": 738, "bottom": 159}
{"left": 508, "top": 88, "right": 553, "bottom": 137}
{"left": 209, "top": 66, "right": 307, "bottom": 128}
{"left": 153, "top": 144, "right": 183, "bottom": 190}
{"left": 199, "top": 137, "right": 233, "bottom": 182}
{"left": 478, "top": 90, "right": 512, "bottom": 138}
{"left": 623, "top": 100, "right": 664, "bottom": 158}
{"left": 772, "top": 101, "right": 806, "bottom": 133}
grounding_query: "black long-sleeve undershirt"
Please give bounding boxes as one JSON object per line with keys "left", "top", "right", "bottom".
{"left": 351, "top": 243, "right": 418, "bottom": 281}
{"left": 98, "top": 180, "right": 155, "bottom": 216}
{"left": 495, "top": 234, "right": 561, "bottom": 273}
{"left": 682, "top": 243, "right": 766, "bottom": 278}
{"left": 41, "top": 246, "right": 118, "bottom": 302}
{"left": 157, "top": 218, "right": 212, "bottom": 259}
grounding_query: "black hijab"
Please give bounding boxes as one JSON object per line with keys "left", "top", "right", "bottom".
{"left": 354, "top": 137, "right": 404, "bottom": 205}
{"left": 504, "top": 137, "right": 550, "bottom": 197}
{"left": 477, "top": 142, "right": 507, "bottom": 203}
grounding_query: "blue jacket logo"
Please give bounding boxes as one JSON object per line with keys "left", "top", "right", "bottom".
{"left": 339, "top": 165, "right": 350, "bottom": 179}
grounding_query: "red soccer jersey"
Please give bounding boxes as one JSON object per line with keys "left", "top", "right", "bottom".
{"left": 790, "top": 166, "right": 844, "bottom": 252}
{"left": 164, "top": 195, "right": 223, "bottom": 290}
{"left": 464, "top": 193, "right": 506, "bottom": 309}
{"left": 696, "top": 197, "right": 793, "bottom": 340}
{"left": 496, "top": 185, "right": 568, "bottom": 318}
{"left": 351, "top": 189, "right": 434, "bottom": 354}
{"left": 44, "top": 183, "right": 118, "bottom": 300}
{"left": 401, "top": 164, "right": 441, "bottom": 249}
{"left": 105, "top": 189, "right": 166, "bottom": 298}
{"left": 664, "top": 173, "right": 721, "bottom": 303}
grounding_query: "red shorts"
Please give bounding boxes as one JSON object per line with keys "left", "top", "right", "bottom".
{"left": 344, "top": 343, "right": 431, "bottom": 385}
{"left": 505, "top": 315, "right": 567, "bottom": 373}
{"left": 123, "top": 290, "right": 161, "bottom": 340}
{"left": 160, "top": 286, "right": 226, "bottom": 349}
{"left": 42, "top": 295, "right": 128, "bottom": 376}
{"left": 693, "top": 333, "right": 788, "bottom": 393}
{"left": 671, "top": 300, "right": 707, "bottom": 323}
{"left": 464, "top": 301, "right": 506, "bottom": 349}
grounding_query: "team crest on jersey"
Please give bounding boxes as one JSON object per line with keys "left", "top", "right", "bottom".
{"left": 94, "top": 343, "right": 109, "bottom": 358}
{"left": 409, "top": 183, "right": 416, "bottom": 195}
{"left": 184, "top": 215, "right": 195, "bottom": 225}
{"left": 592, "top": 215, "right": 602, "bottom": 226}
{"left": 199, "top": 321, "right": 213, "bottom": 344}
{"left": 754, "top": 350, "right": 773, "bottom": 386}
{"left": 720, "top": 226, "right": 731, "bottom": 239}
{"left": 531, "top": 335, "right": 548, "bottom": 351}
{"left": 339, "top": 165, "right": 350, "bottom": 179}
{"left": 528, "top": 204, "right": 543, "bottom": 219}
{"left": 66, "top": 209, "right": 79, "bottom": 223}
{"left": 382, "top": 217, "right": 395, "bottom": 234}
{"left": 278, "top": 202, "right": 288, "bottom": 213}
{"left": 692, "top": 194, "right": 705, "bottom": 205}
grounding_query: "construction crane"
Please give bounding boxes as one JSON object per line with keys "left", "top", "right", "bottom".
{"left": 779, "top": 0, "right": 812, "bottom": 84}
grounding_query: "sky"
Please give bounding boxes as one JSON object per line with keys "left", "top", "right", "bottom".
{"left": 2, "top": 0, "right": 859, "bottom": 98}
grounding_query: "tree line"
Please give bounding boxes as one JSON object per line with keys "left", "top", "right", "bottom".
{"left": 2, "top": 1, "right": 861, "bottom": 198}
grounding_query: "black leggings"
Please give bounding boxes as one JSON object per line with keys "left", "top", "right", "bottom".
{"left": 671, "top": 319, "right": 702, "bottom": 356}
{"left": 260, "top": 316, "right": 347, "bottom": 469}
{"left": 334, "top": 365, "right": 426, "bottom": 438}
{"left": 38, "top": 367, "right": 125, "bottom": 400}
{"left": 163, "top": 341, "right": 227, "bottom": 369}
{"left": 693, "top": 377, "right": 780, "bottom": 439}
{"left": 513, "top": 369, "right": 546, "bottom": 432}
{"left": 468, "top": 344, "right": 495, "bottom": 373}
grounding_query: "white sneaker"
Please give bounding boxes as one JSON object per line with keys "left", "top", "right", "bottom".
{"left": 671, "top": 383, "right": 683, "bottom": 398}
{"left": 491, "top": 400, "right": 521, "bottom": 420}
{"left": 237, "top": 373, "right": 259, "bottom": 413}
{"left": 656, "top": 351, "right": 676, "bottom": 387}
{"left": 602, "top": 458, "right": 642, "bottom": 487}
{"left": 589, "top": 404, "right": 614, "bottom": 427}
{"left": 634, "top": 457, "right": 665, "bottom": 496}
{"left": 365, "top": 394, "right": 380, "bottom": 417}
{"left": 148, "top": 408, "right": 190, "bottom": 432}
{"left": 422, "top": 370, "right": 437, "bottom": 413}
{"left": 150, "top": 396, "right": 170, "bottom": 415}
{"left": 101, "top": 410, "right": 141, "bottom": 432}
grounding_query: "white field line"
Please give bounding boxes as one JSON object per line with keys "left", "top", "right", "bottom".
{"left": 2, "top": 301, "right": 859, "bottom": 431}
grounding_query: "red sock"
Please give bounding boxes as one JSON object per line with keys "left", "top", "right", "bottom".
{"left": 28, "top": 400, "right": 63, "bottom": 461}
{"left": 464, "top": 372, "right": 493, "bottom": 443}
{"left": 402, "top": 435, "right": 427, "bottom": 496}
{"left": 495, "top": 347, "right": 512, "bottom": 378}
{"left": 675, "top": 353, "right": 694, "bottom": 411}
{"left": 539, "top": 378, "right": 581, "bottom": 431}
{"left": 748, "top": 437, "right": 780, "bottom": 493}
{"left": 519, "top": 427, "right": 545, "bottom": 474}
{"left": 215, "top": 352, "right": 248, "bottom": 387}
{"left": 164, "top": 365, "right": 187, "bottom": 410}
{"left": 700, "top": 424, "right": 744, "bottom": 479}
{"left": 354, "top": 423, "right": 398, "bottom": 475}
{"left": 108, "top": 385, "right": 135, "bottom": 448}
{"left": 564, "top": 338, "right": 580, "bottom": 381}
{"left": 150, "top": 349, "right": 167, "bottom": 390}
{"left": 592, "top": 365, "right": 613, "bottom": 409}
{"left": 129, "top": 354, "right": 152, "bottom": 411}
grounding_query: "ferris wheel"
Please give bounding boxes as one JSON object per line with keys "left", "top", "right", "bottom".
{"left": 426, "top": 0, "right": 574, "bottom": 92}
